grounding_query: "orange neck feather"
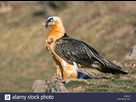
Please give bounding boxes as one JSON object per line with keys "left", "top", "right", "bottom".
{"left": 47, "top": 20, "right": 65, "bottom": 41}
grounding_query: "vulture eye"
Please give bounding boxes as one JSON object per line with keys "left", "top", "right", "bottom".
{"left": 51, "top": 19, "right": 53, "bottom": 21}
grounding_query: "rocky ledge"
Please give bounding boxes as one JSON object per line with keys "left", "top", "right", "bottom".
{"left": 32, "top": 45, "right": 136, "bottom": 93}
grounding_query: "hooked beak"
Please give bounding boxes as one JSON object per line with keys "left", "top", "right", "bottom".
{"left": 45, "top": 22, "right": 48, "bottom": 28}
{"left": 42, "top": 22, "right": 48, "bottom": 28}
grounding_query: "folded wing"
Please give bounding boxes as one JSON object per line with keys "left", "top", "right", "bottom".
{"left": 54, "top": 33, "right": 128, "bottom": 74}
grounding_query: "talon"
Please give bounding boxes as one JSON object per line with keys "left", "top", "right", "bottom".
{"left": 56, "top": 76, "right": 66, "bottom": 83}
{"left": 58, "top": 77, "right": 63, "bottom": 80}
{"left": 59, "top": 78, "right": 66, "bottom": 83}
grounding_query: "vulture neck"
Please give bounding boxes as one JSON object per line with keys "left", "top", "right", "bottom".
{"left": 48, "top": 21, "right": 65, "bottom": 41}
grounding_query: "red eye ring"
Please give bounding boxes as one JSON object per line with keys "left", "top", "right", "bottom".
{"left": 51, "top": 19, "right": 53, "bottom": 21}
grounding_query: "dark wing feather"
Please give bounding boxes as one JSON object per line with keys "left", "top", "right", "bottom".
{"left": 54, "top": 34, "right": 128, "bottom": 74}
{"left": 54, "top": 35, "right": 108, "bottom": 67}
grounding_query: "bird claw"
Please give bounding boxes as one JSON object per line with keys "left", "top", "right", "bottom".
{"left": 57, "top": 77, "right": 66, "bottom": 83}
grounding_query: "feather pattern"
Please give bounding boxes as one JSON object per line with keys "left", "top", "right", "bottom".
{"left": 54, "top": 33, "right": 128, "bottom": 74}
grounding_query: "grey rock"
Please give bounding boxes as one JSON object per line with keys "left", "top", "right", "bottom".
{"left": 57, "top": 82, "right": 69, "bottom": 92}
{"left": 124, "top": 63, "right": 128, "bottom": 67}
{"left": 32, "top": 75, "right": 69, "bottom": 93}
{"left": 112, "top": 60, "right": 123, "bottom": 67}
{"left": 129, "top": 45, "right": 136, "bottom": 55}
{"left": 32, "top": 80, "right": 48, "bottom": 93}
{"left": 126, "top": 45, "right": 136, "bottom": 60}
{"left": 73, "top": 86, "right": 82, "bottom": 92}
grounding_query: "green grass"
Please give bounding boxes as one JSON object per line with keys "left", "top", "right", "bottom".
{"left": 132, "top": 85, "right": 136, "bottom": 88}
{"left": 97, "top": 84, "right": 109, "bottom": 88}
{"left": 82, "top": 73, "right": 136, "bottom": 93}
{"left": 119, "top": 86, "right": 136, "bottom": 92}
{"left": 84, "top": 84, "right": 109, "bottom": 92}
{"left": 113, "top": 75, "right": 121, "bottom": 79}
{"left": 130, "top": 69, "right": 136, "bottom": 75}
{"left": 114, "top": 79, "right": 135, "bottom": 85}
{"left": 65, "top": 81, "right": 88, "bottom": 89}
{"left": 110, "top": 88, "right": 123, "bottom": 92}
{"left": 84, "top": 88, "right": 109, "bottom": 92}
{"left": 83, "top": 79, "right": 136, "bottom": 93}
{"left": 121, "top": 60, "right": 136, "bottom": 67}
{"left": 109, "top": 75, "right": 121, "bottom": 82}
{"left": 121, "top": 60, "right": 130, "bottom": 66}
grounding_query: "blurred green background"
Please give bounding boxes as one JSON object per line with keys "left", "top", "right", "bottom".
{"left": 0, "top": 1, "right": 136, "bottom": 92}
